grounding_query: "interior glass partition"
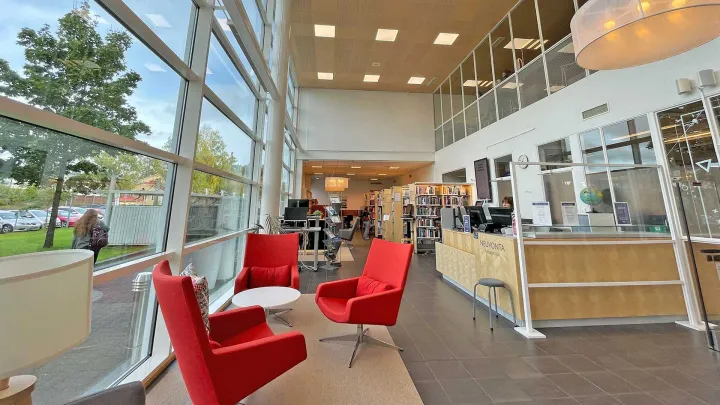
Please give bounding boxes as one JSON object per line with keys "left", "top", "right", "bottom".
{"left": 510, "top": 0, "right": 542, "bottom": 69}
{"left": 511, "top": 161, "right": 686, "bottom": 339}
{"left": 659, "top": 97, "right": 720, "bottom": 352}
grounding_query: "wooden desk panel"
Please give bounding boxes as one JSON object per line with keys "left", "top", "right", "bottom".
{"left": 530, "top": 285, "right": 687, "bottom": 320}
{"left": 525, "top": 243, "right": 680, "bottom": 284}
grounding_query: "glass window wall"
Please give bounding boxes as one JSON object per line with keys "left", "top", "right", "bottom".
{"left": 461, "top": 55, "right": 477, "bottom": 109}
{"left": 206, "top": 33, "right": 258, "bottom": 130}
{"left": 490, "top": 18, "right": 515, "bottom": 84}
{"left": 433, "top": 0, "right": 588, "bottom": 151}
{"left": 198, "top": 98, "right": 254, "bottom": 179}
{"left": 450, "top": 68, "right": 463, "bottom": 117}
{"left": 0, "top": 0, "right": 285, "bottom": 402}
{"left": 510, "top": 0, "right": 542, "bottom": 68}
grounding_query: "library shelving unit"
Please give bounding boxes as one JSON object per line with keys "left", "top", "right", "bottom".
{"left": 410, "top": 183, "right": 441, "bottom": 253}
{"left": 363, "top": 191, "right": 378, "bottom": 236}
{"left": 409, "top": 182, "right": 473, "bottom": 253}
{"left": 388, "top": 186, "right": 404, "bottom": 243}
{"left": 375, "top": 190, "right": 384, "bottom": 239}
{"left": 441, "top": 184, "right": 472, "bottom": 208}
{"left": 401, "top": 186, "right": 413, "bottom": 244}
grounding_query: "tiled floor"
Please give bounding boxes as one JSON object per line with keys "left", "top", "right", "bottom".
{"left": 299, "top": 236, "right": 720, "bottom": 405}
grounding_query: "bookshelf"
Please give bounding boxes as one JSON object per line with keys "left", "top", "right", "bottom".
{"left": 409, "top": 182, "right": 473, "bottom": 253}
{"left": 363, "top": 191, "right": 379, "bottom": 237}
{"left": 401, "top": 186, "right": 413, "bottom": 244}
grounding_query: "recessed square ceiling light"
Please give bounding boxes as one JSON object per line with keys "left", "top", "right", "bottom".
{"left": 370, "top": 178, "right": 378, "bottom": 181}
{"left": 434, "top": 33, "right": 459, "bottom": 45}
{"left": 347, "top": 173, "right": 355, "bottom": 175}
{"left": 317, "top": 72, "right": 334, "bottom": 80}
{"left": 408, "top": 77, "right": 425, "bottom": 85}
{"left": 314, "top": 24, "right": 335, "bottom": 38}
{"left": 389, "top": 166, "right": 400, "bottom": 169}
{"left": 378, "top": 173, "right": 387, "bottom": 176}
{"left": 351, "top": 166, "right": 362, "bottom": 169}
{"left": 372, "top": 62, "right": 381, "bottom": 67}
{"left": 505, "top": 38, "right": 534, "bottom": 50}
{"left": 364, "top": 74, "right": 380, "bottom": 83}
{"left": 463, "top": 80, "right": 478, "bottom": 87}
{"left": 312, "top": 165, "right": 323, "bottom": 168}
{"left": 316, "top": 173, "right": 323, "bottom": 175}
{"left": 147, "top": 14, "right": 172, "bottom": 28}
{"left": 376, "top": 29, "right": 399, "bottom": 42}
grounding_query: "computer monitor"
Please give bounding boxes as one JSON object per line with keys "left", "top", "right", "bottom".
{"left": 488, "top": 207, "right": 513, "bottom": 227}
{"left": 289, "top": 199, "right": 310, "bottom": 208}
{"left": 464, "top": 205, "right": 487, "bottom": 228}
{"left": 284, "top": 207, "right": 308, "bottom": 222}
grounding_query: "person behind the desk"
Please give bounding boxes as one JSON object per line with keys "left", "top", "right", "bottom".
{"left": 502, "top": 196, "right": 514, "bottom": 209}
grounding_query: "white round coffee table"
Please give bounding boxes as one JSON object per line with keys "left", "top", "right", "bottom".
{"left": 232, "top": 286, "right": 301, "bottom": 327}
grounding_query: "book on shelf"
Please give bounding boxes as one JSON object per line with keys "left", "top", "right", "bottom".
{"left": 415, "top": 185, "right": 437, "bottom": 195}
{"left": 441, "top": 185, "right": 468, "bottom": 196}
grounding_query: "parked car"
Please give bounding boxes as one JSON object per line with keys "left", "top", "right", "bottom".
{"left": 52, "top": 208, "right": 82, "bottom": 227}
{"left": 26, "top": 209, "right": 62, "bottom": 228}
{"left": 0, "top": 210, "right": 42, "bottom": 233}
{"left": 70, "top": 206, "right": 104, "bottom": 220}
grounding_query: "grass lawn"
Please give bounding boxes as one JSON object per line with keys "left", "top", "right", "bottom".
{"left": 0, "top": 227, "right": 147, "bottom": 262}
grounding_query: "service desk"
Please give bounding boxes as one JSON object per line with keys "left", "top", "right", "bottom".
{"left": 436, "top": 230, "right": 687, "bottom": 329}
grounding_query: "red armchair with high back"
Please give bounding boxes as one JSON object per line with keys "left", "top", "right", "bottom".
{"left": 153, "top": 261, "right": 307, "bottom": 405}
{"left": 315, "top": 239, "right": 413, "bottom": 367}
{"left": 235, "top": 233, "right": 300, "bottom": 326}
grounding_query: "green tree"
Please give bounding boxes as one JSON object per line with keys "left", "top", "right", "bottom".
{"left": 0, "top": 2, "right": 149, "bottom": 247}
{"left": 191, "top": 125, "right": 238, "bottom": 194}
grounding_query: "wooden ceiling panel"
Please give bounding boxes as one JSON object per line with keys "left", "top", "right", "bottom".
{"left": 290, "top": 0, "right": 518, "bottom": 93}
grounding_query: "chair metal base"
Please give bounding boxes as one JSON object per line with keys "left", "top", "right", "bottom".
{"left": 267, "top": 308, "right": 293, "bottom": 327}
{"left": 319, "top": 324, "right": 403, "bottom": 368}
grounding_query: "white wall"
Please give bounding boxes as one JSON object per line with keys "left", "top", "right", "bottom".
{"left": 434, "top": 38, "right": 720, "bottom": 218}
{"left": 394, "top": 164, "right": 436, "bottom": 184}
{"left": 309, "top": 177, "right": 398, "bottom": 209}
{"left": 297, "top": 89, "right": 435, "bottom": 162}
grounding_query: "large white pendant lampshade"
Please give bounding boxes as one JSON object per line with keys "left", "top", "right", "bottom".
{"left": 571, "top": 0, "right": 720, "bottom": 70}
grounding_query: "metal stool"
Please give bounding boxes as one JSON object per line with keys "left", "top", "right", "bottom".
{"left": 473, "top": 278, "right": 517, "bottom": 331}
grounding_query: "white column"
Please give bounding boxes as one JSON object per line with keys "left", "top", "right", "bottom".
{"left": 259, "top": 0, "right": 291, "bottom": 228}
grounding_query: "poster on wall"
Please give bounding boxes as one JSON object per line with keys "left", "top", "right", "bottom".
{"left": 531, "top": 201, "right": 552, "bottom": 226}
{"left": 474, "top": 158, "right": 492, "bottom": 201}
{"left": 614, "top": 202, "right": 632, "bottom": 225}
{"left": 561, "top": 202, "right": 579, "bottom": 225}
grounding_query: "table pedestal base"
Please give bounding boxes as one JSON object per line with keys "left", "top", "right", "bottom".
{"left": 267, "top": 308, "right": 293, "bottom": 327}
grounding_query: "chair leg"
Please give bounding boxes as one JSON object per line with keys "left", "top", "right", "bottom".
{"left": 488, "top": 286, "right": 494, "bottom": 331}
{"left": 319, "top": 324, "right": 404, "bottom": 368}
{"left": 493, "top": 287, "right": 499, "bottom": 319}
{"left": 364, "top": 335, "right": 404, "bottom": 351}
{"left": 473, "top": 283, "right": 479, "bottom": 320}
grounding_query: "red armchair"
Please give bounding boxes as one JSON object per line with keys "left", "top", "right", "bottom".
{"left": 153, "top": 261, "right": 307, "bottom": 405}
{"left": 235, "top": 233, "right": 300, "bottom": 293}
{"left": 235, "top": 233, "right": 300, "bottom": 326}
{"left": 315, "top": 239, "right": 413, "bottom": 367}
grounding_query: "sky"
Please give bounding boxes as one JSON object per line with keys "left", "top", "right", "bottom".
{"left": 0, "top": 0, "right": 263, "bottom": 172}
